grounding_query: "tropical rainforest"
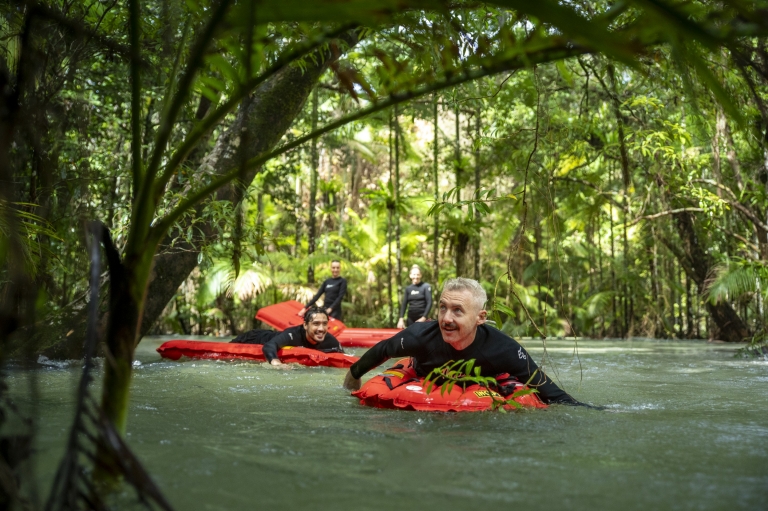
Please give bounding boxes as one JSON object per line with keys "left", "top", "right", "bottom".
{"left": 1, "top": 0, "right": 768, "bottom": 507}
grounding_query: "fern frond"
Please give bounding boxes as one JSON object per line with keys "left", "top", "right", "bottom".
{"left": 707, "top": 260, "right": 768, "bottom": 304}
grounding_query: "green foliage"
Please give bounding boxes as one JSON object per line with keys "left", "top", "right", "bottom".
{"left": 707, "top": 260, "right": 768, "bottom": 305}
{"left": 0, "top": 201, "right": 59, "bottom": 278}
{"left": 423, "top": 359, "right": 538, "bottom": 411}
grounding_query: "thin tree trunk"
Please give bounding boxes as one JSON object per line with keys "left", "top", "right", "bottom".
{"left": 294, "top": 170, "right": 302, "bottom": 258}
{"left": 454, "top": 103, "right": 468, "bottom": 276}
{"left": 433, "top": 94, "right": 439, "bottom": 285}
{"left": 395, "top": 105, "right": 402, "bottom": 306}
{"left": 649, "top": 225, "right": 660, "bottom": 336}
{"left": 609, "top": 167, "right": 617, "bottom": 337}
{"left": 387, "top": 110, "right": 394, "bottom": 327}
{"left": 608, "top": 65, "right": 631, "bottom": 338}
{"left": 473, "top": 106, "right": 481, "bottom": 280}
{"left": 685, "top": 271, "right": 693, "bottom": 337}
{"left": 307, "top": 87, "right": 319, "bottom": 284}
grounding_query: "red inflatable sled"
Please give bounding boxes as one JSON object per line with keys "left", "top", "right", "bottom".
{"left": 352, "top": 359, "right": 548, "bottom": 412}
{"left": 255, "top": 301, "right": 399, "bottom": 348}
{"left": 157, "top": 340, "right": 359, "bottom": 368}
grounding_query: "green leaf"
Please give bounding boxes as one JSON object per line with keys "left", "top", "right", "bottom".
{"left": 493, "top": 301, "right": 516, "bottom": 318}
{"left": 206, "top": 54, "right": 240, "bottom": 85}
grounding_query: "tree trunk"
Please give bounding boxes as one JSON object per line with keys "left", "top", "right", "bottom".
{"left": 454, "top": 103, "right": 466, "bottom": 276}
{"left": 387, "top": 110, "right": 394, "bottom": 327}
{"left": 432, "top": 94, "right": 439, "bottom": 286}
{"left": 473, "top": 106, "right": 481, "bottom": 280}
{"left": 666, "top": 211, "right": 749, "bottom": 342}
{"left": 307, "top": 86, "right": 319, "bottom": 284}
{"left": 394, "top": 105, "right": 402, "bottom": 304}
{"left": 294, "top": 163, "right": 302, "bottom": 258}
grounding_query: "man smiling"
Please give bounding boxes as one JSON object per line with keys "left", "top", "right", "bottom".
{"left": 231, "top": 307, "right": 343, "bottom": 366}
{"left": 343, "top": 277, "right": 579, "bottom": 405}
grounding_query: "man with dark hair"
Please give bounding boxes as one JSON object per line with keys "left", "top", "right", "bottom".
{"left": 299, "top": 260, "right": 347, "bottom": 320}
{"left": 231, "top": 307, "right": 343, "bottom": 366}
{"left": 343, "top": 277, "right": 582, "bottom": 405}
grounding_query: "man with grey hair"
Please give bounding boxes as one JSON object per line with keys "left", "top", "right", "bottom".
{"left": 344, "top": 277, "right": 580, "bottom": 405}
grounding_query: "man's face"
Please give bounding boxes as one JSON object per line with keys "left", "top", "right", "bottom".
{"left": 304, "top": 313, "right": 329, "bottom": 344}
{"left": 331, "top": 262, "right": 341, "bottom": 278}
{"left": 437, "top": 289, "right": 486, "bottom": 349}
{"left": 409, "top": 269, "right": 422, "bottom": 285}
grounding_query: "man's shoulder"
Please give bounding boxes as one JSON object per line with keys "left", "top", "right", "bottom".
{"left": 404, "top": 320, "right": 440, "bottom": 339}
{"left": 479, "top": 324, "right": 517, "bottom": 343}
{"left": 283, "top": 324, "right": 303, "bottom": 338}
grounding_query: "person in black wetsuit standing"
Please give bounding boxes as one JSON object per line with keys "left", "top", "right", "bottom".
{"left": 397, "top": 265, "right": 433, "bottom": 329}
{"left": 343, "top": 277, "right": 583, "bottom": 406}
{"left": 299, "top": 260, "right": 347, "bottom": 320}
{"left": 230, "top": 307, "right": 343, "bottom": 366}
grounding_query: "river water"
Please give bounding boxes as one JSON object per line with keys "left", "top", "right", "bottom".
{"left": 7, "top": 337, "right": 768, "bottom": 510}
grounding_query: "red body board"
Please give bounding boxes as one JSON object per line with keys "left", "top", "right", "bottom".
{"left": 255, "top": 300, "right": 399, "bottom": 348}
{"left": 255, "top": 301, "right": 346, "bottom": 337}
{"left": 337, "top": 328, "right": 399, "bottom": 348}
{"left": 157, "top": 340, "right": 358, "bottom": 368}
{"left": 352, "top": 359, "right": 548, "bottom": 412}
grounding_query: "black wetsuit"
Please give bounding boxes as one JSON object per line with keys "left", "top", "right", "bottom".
{"left": 349, "top": 322, "right": 577, "bottom": 405}
{"left": 230, "top": 325, "right": 343, "bottom": 363}
{"left": 399, "top": 282, "right": 433, "bottom": 326}
{"left": 306, "top": 276, "right": 347, "bottom": 319}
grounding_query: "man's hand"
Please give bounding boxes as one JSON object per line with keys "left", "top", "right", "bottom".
{"left": 396, "top": 318, "right": 405, "bottom": 329}
{"left": 416, "top": 317, "right": 427, "bottom": 322}
{"left": 325, "top": 307, "right": 332, "bottom": 315}
{"left": 298, "top": 308, "right": 306, "bottom": 316}
{"left": 343, "top": 370, "right": 361, "bottom": 391}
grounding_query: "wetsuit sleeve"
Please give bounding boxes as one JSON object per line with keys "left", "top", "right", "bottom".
{"left": 327, "top": 278, "right": 347, "bottom": 311}
{"left": 399, "top": 287, "right": 409, "bottom": 318}
{"left": 305, "top": 280, "right": 327, "bottom": 308}
{"left": 349, "top": 331, "right": 423, "bottom": 380}
{"left": 495, "top": 342, "right": 577, "bottom": 405}
{"left": 262, "top": 330, "right": 295, "bottom": 363}
{"left": 317, "top": 335, "right": 344, "bottom": 353}
{"left": 423, "top": 285, "right": 433, "bottom": 318}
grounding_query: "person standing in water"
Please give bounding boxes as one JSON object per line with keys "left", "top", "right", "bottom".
{"left": 299, "top": 260, "right": 347, "bottom": 320}
{"left": 397, "top": 265, "right": 433, "bottom": 329}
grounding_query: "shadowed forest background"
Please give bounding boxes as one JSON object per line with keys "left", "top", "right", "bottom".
{"left": 1, "top": 0, "right": 768, "bottom": 508}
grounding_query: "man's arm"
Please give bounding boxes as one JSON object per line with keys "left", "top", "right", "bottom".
{"left": 344, "top": 330, "right": 422, "bottom": 388}
{"left": 305, "top": 280, "right": 327, "bottom": 308}
{"left": 495, "top": 343, "right": 578, "bottom": 404}
{"left": 262, "top": 329, "right": 297, "bottom": 364}
{"left": 398, "top": 287, "right": 409, "bottom": 319}
{"left": 397, "top": 288, "right": 409, "bottom": 328}
{"left": 327, "top": 278, "right": 347, "bottom": 311}
{"left": 423, "top": 284, "right": 433, "bottom": 318}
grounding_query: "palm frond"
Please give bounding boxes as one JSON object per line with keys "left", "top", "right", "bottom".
{"left": 707, "top": 260, "right": 768, "bottom": 304}
{"left": 582, "top": 291, "right": 615, "bottom": 318}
